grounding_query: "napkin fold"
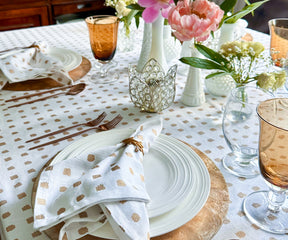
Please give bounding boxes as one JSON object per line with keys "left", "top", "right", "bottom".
{"left": 33, "top": 118, "right": 163, "bottom": 240}
{"left": 0, "top": 42, "right": 72, "bottom": 89}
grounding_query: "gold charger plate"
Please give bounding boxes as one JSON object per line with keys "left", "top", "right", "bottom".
{"left": 32, "top": 142, "right": 229, "bottom": 240}
{"left": 3, "top": 57, "right": 91, "bottom": 91}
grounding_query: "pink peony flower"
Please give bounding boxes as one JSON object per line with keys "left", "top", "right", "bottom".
{"left": 138, "top": 0, "right": 172, "bottom": 23}
{"left": 168, "top": 0, "right": 224, "bottom": 42}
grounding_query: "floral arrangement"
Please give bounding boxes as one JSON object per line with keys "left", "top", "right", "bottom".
{"left": 180, "top": 41, "right": 286, "bottom": 91}
{"left": 167, "top": 0, "right": 223, "bottom": 42}
{"left": 125, "top": 0, "right": 268, "bottom": 40}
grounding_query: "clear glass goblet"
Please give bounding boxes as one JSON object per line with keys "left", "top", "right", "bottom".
{"left": 243, "top": 98, "right": 288, "bottom": 234}
{"left": 268, "top": 18, "right": 288, "bottom": 91}
{"left": 222, "top": 86, "right": 273, "bottom": 178}
{"left": 85, "top": 15, "right": 119, "bottom": 84}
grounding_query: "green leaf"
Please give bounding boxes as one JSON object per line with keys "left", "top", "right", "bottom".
{"left": 205, "top": 71, "right": 230, "bottom": 79}
{"left": 126, "top": 3, "right": 145, "bottom": 11}
{"left": 126, "top": 9, "right": 139, "bottom": 24}
{"left": 220, "top": 0, "right": 238, "bottom": 14}
{"left": 179, "top": 57, "right": 228, "bottom": 71}
{"left": 224, "top": 0, "right": 269, "bottom": 23}
{"left": 194, "top": 44, "right": 230, "bottom": 66}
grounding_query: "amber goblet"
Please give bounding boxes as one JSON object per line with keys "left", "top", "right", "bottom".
{"left": 85, "top": 15, "right": 119, "bottom": 84}
{"left": 268, "top": 18, "right": 288, "bottom": 90}
{"left": 243, "top": 98, "right": 288, "bottom": 234}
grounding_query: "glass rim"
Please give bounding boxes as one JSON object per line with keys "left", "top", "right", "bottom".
{"left": 85, "top": 15, "right": 119, "bottom": 24}
{"left": 230, "top": 86, "right": 273, "bottom": 104}
{"left": 256, "top": 98, "right": 288, "bottom": 131}
{"left": 268, "top": 18, "right": 288, "bottom": 27}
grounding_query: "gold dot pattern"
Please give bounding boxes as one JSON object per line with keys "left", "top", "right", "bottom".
{"left": 0, "top": 23, "right": 280, "bottom": 240}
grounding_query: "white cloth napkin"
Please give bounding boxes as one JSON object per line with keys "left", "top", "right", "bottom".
{"left": 33, "top": 118, "right": 163, "bottom": 240}
{"left": 0, "top": 42, "right": 72, "bottom": 89}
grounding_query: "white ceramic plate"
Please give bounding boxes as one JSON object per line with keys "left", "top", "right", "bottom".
{"left": 46, "top": 47, "right": 82, "bottom": 72}
{"left": 53, "top": 129, "right": 193, "bottom": 218}
{"left": 53, "top": 129, "right": 210, "bottom": 238}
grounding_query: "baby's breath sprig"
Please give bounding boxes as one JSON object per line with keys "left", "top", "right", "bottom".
{"left": 180, "top": 41, "right": 286, "bottom": 92}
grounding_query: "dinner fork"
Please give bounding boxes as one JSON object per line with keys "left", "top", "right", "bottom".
{"left": 26, "top": 112, "right": 107, "bottom": 143}
{"left": 28, "top": 114, "right": 123, "bottom": 150}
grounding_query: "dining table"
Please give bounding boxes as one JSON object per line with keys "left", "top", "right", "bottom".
{"left": 0, "top": 19, "right": 287, "bottom": 240}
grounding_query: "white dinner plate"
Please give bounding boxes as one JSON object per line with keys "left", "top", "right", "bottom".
{"left": 46, "top": 47, "right": 82, "bottom": 72}
{"left": 52, "top": 129, "right": 210, "bottom": 238}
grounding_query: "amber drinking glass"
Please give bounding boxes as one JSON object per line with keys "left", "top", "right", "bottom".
{"left": 85, "top": 15, "right": 119, "bottom": 84}
{"left": 269, "top": 18, "right": 288, "bottom": 90}
{"left": 243, "top": 98, "right": 288, "bottom": 234}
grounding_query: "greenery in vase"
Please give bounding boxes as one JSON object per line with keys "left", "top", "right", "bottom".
{"left": 180, "top": 41, "right": 286, "bottom": 91}
{"left": 219, "top": 0, "right": 269, "bottom": 25}
{"left": 105, "top": 0, "right": 143, "bottom": 35}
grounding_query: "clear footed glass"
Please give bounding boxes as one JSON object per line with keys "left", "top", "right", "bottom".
{"left": 129, "top": 59, "right": 177, "bottom": 113}
{"left": 222, "top": 86, "right": 273, "bottom": 178}
{"left": 243, "top": 98, "right": 288, "bottom": 234}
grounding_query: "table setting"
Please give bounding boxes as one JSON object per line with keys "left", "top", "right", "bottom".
{"left": 1, "top": 0, "right": 288, "bottom": 240}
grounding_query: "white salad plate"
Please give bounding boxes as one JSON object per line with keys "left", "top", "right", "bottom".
{"left": 52, "top": 128, "right": 210, "bottom": 238}
{"left": 46, "top": 47, "right": 82, "bottom": 72}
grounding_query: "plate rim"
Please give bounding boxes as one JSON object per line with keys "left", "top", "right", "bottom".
{"left": 46, "top": 47, "right": 82, "bottom": 72}
{"left": 52, "top": 129, "right": 195, "bottom": 218}
{"left": 52, "top": 128, "right": 211, "bottom": 238}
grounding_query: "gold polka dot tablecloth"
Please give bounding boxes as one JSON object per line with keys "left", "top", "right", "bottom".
{"left": 0, "top": 21, "right": 286, "bottom": 240}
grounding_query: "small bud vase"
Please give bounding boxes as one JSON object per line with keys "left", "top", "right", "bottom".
{"left": 163, "top": 24, "right": 181, "bottom": 64}
{"left": 217, "top": 22, "right": 237, "bottom": 49}
{"left": 137, "top": 22, "right": 152, "bottom": 72}
{"left": 218, "top": 19, "right": 248, "bottom": 49}
{"left": 181, "top": 43, "right": 205, "bottom": 107}
{"left": 137, "top": 15, "right": 168, "bottom": 73}
{"left": 205, "top": 74, "right": 236, "bottom": 96}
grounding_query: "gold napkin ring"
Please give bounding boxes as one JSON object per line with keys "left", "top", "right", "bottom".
{"left": 122, "top": 137, "right": 144, "bottom": 155}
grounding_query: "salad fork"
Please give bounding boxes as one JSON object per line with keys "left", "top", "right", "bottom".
{"left": 26, "top": 112, "right": 107, "bottom": 143}
{"left": 28, "top": 114, "right": 123, "bottom": 150}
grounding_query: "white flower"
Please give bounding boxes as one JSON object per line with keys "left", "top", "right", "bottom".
{"left": 105, "top": 0, "right": 137, "bottom": 17}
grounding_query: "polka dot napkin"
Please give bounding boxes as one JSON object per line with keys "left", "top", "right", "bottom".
{"left": 33, "top": 118, "right": 163, "bottom": 240}
{"left": 0, "top": 42, "right": 72, "bottom": 89}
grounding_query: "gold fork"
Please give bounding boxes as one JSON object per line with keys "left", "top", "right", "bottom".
{"left": 28, "top": 114, "right": 123, "bottom": 150}
{"left": 26, "top": 112, "right": 107, "bottom": 143}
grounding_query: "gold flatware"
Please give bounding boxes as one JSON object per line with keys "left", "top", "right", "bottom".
{"left": 7, "top": 83, "right": 86, "bottom": 108}
{"left": 29, "top": 114, "right": 123, "bottom": 150}
{"left": 5, "top": 84, "right": 79, "bottom": 102}
{"left": 26, "top": 112, "right": 107, "bottom": 143}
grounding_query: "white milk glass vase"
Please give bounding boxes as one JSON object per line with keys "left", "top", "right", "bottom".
{"left": 181, "top": 43, "right": 205, "bottom": 106}
{"left": 163, "top": 24, "right": 181, "bottom": 64}
{"left": 137, "top": 15, "right": 168, "bottom": 73}
{"left": 148, "top": 15, "right": 168, "bottom": 73}
{"left": 217, "top": 22, "right": 238, "bottom": 49}
{"left": 137, "top": 22, "right": 152, "bottom": 72}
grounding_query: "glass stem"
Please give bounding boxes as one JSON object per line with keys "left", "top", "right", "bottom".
{"left": 267, "top": 188, "right": 286, "bottom": 212}
{"left": 100, "top": 66, "right": 108, "bottom": 77}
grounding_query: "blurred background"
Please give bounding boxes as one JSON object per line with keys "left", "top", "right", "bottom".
{"left": 243, "top": 0, "right": 288, "bottom": 33}
{"left": 213, "top": 0, "right": 288, "bottom": 34}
